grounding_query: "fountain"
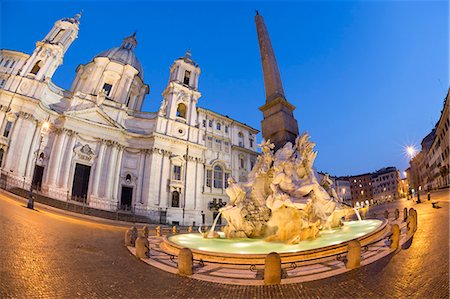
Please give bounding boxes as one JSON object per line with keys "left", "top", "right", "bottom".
{"left": 165, "top": 136, "right": 386, "bottom": 258}
{"left": 161, "top": 12, "right": 388, "bottom": 264}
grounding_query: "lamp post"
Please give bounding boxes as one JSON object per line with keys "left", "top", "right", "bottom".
{"left": 27, "top": 121, "right": 50, "bottom": 209}
{"left": 405, "top": 145, "right": 417, "bottom": 202}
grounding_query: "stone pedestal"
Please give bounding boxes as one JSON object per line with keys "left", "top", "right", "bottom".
{"left": 259, "top": 98, "right": 298, "bottom": 151}
{"left": 178, "top": 248, "right": 193, "bottom": 276}
{"left": 264, "top": 252, "right": 281, "bottom": 285}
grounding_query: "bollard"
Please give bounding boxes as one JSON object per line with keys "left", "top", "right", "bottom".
{"left": 178, "top": 248, "right": 193, "bottom": 276}
{"left": 124, "top": 229, "right": 133, "bottom": 246}
{"left": 156, "top": 226, "right": 161, "bottom": 237}
{"left": 346, "top": 240, "right": 361, "bottom": 269}
{"left": 264, "top": 252, "right": 281, "bottom": 285}
{"left": 403, "top": 207, "right": 408, "bottom": 222}
{"left": 130, "top": 226, "right": 138, "bottom": 246}
{"left": 141, "top": 225, "right": 149, "bottom": 238}
{"left": 188, "top": 226, "right": 193, "bottom": 233}
{"left": 172, "top": 226, "right": 177, "bottom": 234}
{"left": 406, "top": 215, "right": 415, "bottom": 235}
{"left": 135, "top": 236, "right": 149, "bottom": 258}
{"left": 384, "top": 210, "right": 389, "bottom": 220}
{"left": 410, "top": 209, "right": 418, "bottom": 231}
{"left": 390, "top": 224, "right": 400, "bottom": 250}
{"left": 409, "top": 208, "right": 417, "bottom": 231}
{"left": 394, "top": 209, "right": 399, "bottom": 220}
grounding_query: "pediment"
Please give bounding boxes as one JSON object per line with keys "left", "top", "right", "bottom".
{"left": 65, "top": 107, "right": 123, "bottom": 129}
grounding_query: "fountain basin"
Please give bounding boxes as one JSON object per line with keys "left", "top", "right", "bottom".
{"left": 161, "top": 219, "right": 389, "bottom": 266}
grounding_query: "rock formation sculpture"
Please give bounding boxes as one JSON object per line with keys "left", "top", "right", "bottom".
{"left": 220, "top": 132, "right": 350, "bottom": 244}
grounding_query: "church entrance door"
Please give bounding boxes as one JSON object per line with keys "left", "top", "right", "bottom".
{"left": 120, "top": 186, "right": 133, "bottom": 211}
{"left": 71, "top": 163, "right": 91, "bottom": 203}
{"left": 32, "top": 165, "right": 44, "bottom": 191}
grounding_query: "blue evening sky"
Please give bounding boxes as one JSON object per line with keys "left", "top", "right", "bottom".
{"left": 1, "top": 1, "right": 448, "bottom": 176}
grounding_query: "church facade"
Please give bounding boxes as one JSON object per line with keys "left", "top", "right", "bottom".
{"left": 0, "top": 14, "right": 258, "bottom": 225}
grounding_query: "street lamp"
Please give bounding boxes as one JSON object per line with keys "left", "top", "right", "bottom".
{"left": 406, "top": 145, "right": 417, "bottom": 158}
{"left": 27, "top": 121, "right": 50, "bottom": 209}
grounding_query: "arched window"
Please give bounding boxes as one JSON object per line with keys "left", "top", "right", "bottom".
{"left": 0, "top": 148, "right": 4, "bottom": 167}
{"left": 240, "top": 156, "right": 245, "bottom": 169}
{"left": 176, "top": 103, "right": 187, "bottom": 119}
{"left": 30, "top": 61, "right": 42, "bottom": 75}
{"left": 238, "top": 132, "right": 244, "bottom": 147}
{"left": 216, "top": 122, "right": 221, "bottom": 130}
{"left": 171, "top": 191, "right": 180, "bottom": 207}
{"left": 213, "top": 165, "right": 223, "bottom": 188}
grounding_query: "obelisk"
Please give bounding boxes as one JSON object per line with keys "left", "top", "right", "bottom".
{"left": 255, "top": 11, "right": 299, "bottom": 151}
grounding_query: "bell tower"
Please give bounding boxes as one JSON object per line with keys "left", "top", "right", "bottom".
{"left": 20, "top": 13, "right": 81, "bottom": 81}
{"left": 160, "top": 50, "right": 201, "bottom": 127}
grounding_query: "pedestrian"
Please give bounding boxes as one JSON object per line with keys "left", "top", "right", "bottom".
{"left": 427, "top": 191, "right": 431, "bottom": 201}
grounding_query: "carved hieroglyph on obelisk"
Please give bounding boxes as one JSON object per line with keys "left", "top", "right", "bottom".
{"left": 255, "top": 12, "right": 299, "bottom": 151}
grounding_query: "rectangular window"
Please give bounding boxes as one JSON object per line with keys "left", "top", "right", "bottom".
{"left": 3, "top": 121, "right": 12, "bottom": 138}
{"left": 183, "top": 70, "right": 191, "bottom": 85}
{"left": 173, "top": 165, "right": 182, "bottom": 180}
{"left": 202, "top": 119, "right": 206, "bottom": 127}
{"left": 0, "top": 79, "right": 5, "bottom": 88}
{"left": 208, "top": 120, "right": 213, "bottom": 127}
{"left": 206, "top": 169, "right": 212, "bottom": 187}
{"left": 225, "top": 126, "right": 229, "bottom": 133}
{"left": 249, "top": 138, "right": 254, "bottom": 148}
{"left": 102, "top": 83, "right": 113, "bottom": 96}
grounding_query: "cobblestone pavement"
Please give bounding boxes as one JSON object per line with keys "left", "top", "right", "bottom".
{"left": 1, "top": 190, "right": 448, "bottom": 298}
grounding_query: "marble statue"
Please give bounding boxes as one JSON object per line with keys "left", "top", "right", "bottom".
{"left": 219, "top": 132, "right": 351, "bottom": 244}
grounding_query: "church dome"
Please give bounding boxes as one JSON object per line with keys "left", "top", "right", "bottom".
{"left": 95, "top": 32, "right": 144, "bottom": 79}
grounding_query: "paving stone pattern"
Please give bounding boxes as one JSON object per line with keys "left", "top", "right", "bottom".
{"left": 0, "top": 190, "right": 448, "bottom": 298}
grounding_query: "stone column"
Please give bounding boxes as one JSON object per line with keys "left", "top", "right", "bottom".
{"left": 25, "top": 122, "right": 41, "bottom": 179}
{"left": 3, "top": 115, "right": 23, "bottom": 172}
{"left": 58, "top": 131, "right": 77, "bottom": 188}
{"left": 104, "top": 143, "right": 118, "bottom": 200}
{"left": 140, "top": 150, "right": 152, "bottom": 205}
{"left": 112, "top": 145, "right": 124, "bottom": 203}
{"left": 45, "top": 128, "right": 66, "bottom": 186}
{"left": 91, "top": 140, "right": 106, "bottom": 197}
{"left": 135, "top": 150, "right": 146, "bottom": 205}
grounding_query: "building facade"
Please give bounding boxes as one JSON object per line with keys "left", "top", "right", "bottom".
{"left": 347, "top": 173, "right": 373, "bottom": 205}
{"left": 409, "top": 90, "right": 449, "bottom": 191}
{"left": 0, "top": 15, "right": 258, "bottom": 225}
{"left": 335, "top": 178, "right": 351, "bottom": 202}
{"left": 371, "top": 167, "right": 401, "bottom": 203}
